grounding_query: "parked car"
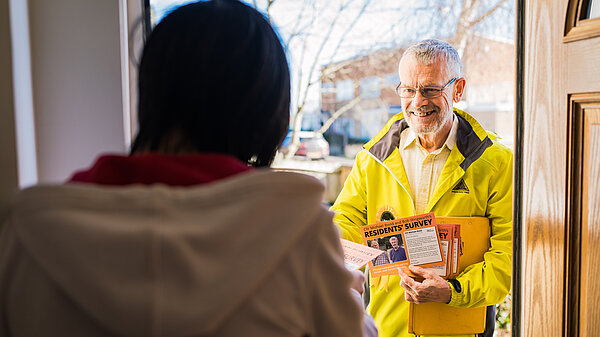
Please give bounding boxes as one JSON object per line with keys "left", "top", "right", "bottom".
{"left": 280, "top": 131, "right": 330, "bottom": 160}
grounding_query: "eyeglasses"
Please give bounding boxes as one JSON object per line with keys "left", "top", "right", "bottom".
{"left": 395, "top": 77, "right": 457, "bottom": 99}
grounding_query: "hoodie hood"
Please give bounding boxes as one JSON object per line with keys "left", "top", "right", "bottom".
{"left": 9, "top": 170, "right": 327, "bottom": 336}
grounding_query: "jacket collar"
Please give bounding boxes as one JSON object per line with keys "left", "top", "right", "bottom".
{"left": 366, "top": 108, "right": 493, "bottom": 172}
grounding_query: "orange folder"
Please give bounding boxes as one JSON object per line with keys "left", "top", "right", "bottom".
{"left": 408, "top": 216, "right": 491, "bottom": 335}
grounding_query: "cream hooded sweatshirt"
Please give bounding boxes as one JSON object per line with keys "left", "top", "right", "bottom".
{"left": 0, "top": 170, "right": 367, "bottom": 337}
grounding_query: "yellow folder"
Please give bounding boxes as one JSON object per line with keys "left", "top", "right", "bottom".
{"left": 407, "top": 216, "right": 490, "bottom": 335}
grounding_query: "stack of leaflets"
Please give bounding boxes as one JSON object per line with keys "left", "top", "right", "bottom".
{"left": 341, "top": 213, "right": 464, "bottom": 280}
{"left": 360, "top": 212, "right": 460, "bottom": 278}
{"left": 424, "top": 223, "right": 461, "bottom": 279}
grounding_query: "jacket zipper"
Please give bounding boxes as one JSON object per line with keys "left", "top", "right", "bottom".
{"left": 363, "top": 149, "right": 417, "bottom": 215}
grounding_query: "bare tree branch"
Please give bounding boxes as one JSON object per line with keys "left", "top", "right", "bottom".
{"left": 466, "top": 0, "right": 509, "bottom": 29}
{"left": 452, "top": 0, "right": 510, "bottom": 56}
{"left": 283, "top": 0, "right": 311, "bottom": 52}
{"left": 265, "top": 0, "right": 276, "bottom": 21}
{"left": 265, "top": 0, "right": 513, "bottom": 159}
{"left": 326, "top": 0, "right": 371, "bottom": 65}
{"left": 294, "top": 0, "right": 351, "bottom": 114}
{"left": 288, "top": 0, "right": 353, "bottom": 156}
{"left": 318, "top": 96, "right": 362, "bottom": 134}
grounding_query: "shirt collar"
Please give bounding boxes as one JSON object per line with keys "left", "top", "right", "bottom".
{"left": 445, "top": 115, "right": 458, "bottom": 150}
{"left": 400, "top": 114, "right": 458, "bottom": 152}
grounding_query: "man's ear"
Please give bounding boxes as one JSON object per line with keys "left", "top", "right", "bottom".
{"left": 453, "top": 77, "right": 466, "bottom": 103}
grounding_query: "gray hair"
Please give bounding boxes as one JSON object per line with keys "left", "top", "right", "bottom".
{"left": 401, "top": 39, "right": 462, "bottom": 80}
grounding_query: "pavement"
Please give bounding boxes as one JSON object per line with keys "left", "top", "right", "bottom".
{"left": 272, "top": 155, "right": 355, "bottom": 173}
{"left": 271, "top": 155, "right": 356, "bottom": 204}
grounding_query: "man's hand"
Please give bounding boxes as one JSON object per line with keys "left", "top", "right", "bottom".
{"left": 349, "top": 270, "right": 366, "bottom": 295}
{"left": 397, "top": 265, "right": 452, "bottom": 304}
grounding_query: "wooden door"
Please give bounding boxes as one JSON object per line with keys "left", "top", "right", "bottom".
{"left": 522, "top": 0, "right": 600, "bottom": 336}
{"left": 579, "top": 106, "right": 600, "bottom": 335}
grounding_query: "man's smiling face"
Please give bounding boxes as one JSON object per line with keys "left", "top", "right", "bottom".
{"left": 390, "top": 237, "right": 399, "bottom": 249}
{"left": 398, "top": 56, "right": 455, "bottom": 136}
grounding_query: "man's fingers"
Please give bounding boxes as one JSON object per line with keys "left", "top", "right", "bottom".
{"left": 409, "top": 264, "right": 438, "bottom": 280}
{"left": 401, "top": 265, "right": 453, "bottom": 303}
{"left": 403, "top": 287, "right": 422, "bottom": 304}
{"left": 398, "top": 266, "right": 422, "bottom": 303}
{"left": 401, "top": 278, "right": 417, "bottom": 302}
{"left": 404, "top": 289, "right": 415, "bottom": 302}
{"left": 398, "top": 267, "right": 419, "bottom": 289}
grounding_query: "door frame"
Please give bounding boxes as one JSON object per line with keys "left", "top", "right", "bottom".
{"left": 513, "top": 0, "right": 524, "bottom": 335}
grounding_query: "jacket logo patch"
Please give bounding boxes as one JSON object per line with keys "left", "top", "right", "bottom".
{"left": 376, "top": 206, "right": 397, "bottom": 222}
{"left": 452, "top": 179, "right": 470, "bottom": 194}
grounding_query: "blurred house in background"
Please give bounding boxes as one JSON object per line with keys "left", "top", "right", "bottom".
{"left": 317, "top": 34, "right": 515, "bottom": 157}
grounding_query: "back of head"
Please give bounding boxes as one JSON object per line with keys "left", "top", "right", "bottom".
{"left": 401, "top": 39, "right": 462, "bottom": 79}
{"left": 132, "top": 0, "right": 290, "bottom": 167}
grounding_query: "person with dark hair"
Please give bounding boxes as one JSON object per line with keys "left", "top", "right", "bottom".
{"left": 131, "top": 0, "right": 290, "bottom": 166}
{"left": 0, "top": 1, "right": 375, "bottom": 336}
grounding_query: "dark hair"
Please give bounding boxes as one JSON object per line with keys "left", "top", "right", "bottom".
{"left": 131, "top": 0, "right": 290, "bottom": 167}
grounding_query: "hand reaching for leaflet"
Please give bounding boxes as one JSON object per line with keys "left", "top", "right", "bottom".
{"left": 397, "top": 265, "right": 452, "bottom": 304}
{"left": 350, "top": 270, "right": 366, "bottom": 295}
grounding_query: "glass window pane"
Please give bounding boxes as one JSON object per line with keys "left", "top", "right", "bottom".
{"left": 321, "top": 82, "right": 335, "bottom": 94}
{"left": 147, "top": 0, "right": 515, "bottom": 159}
{"left": 589, "top": 0, "right": 600, "bottom": 19}
{"left": 359, "top": 76, "right": 381, "bottom": 98}
{"left": 384, "top": 73, "right": 400, "bottom": 87}
{"left": 150, "top": 0, "right": 195, "bottom": 25}
{"left": 145, "top": 1, "right": 515, "bottom": 329}
{"left": 147, "top": 0, "right": 515, "bottom": 153}
{"left": 335, "top": 80, "right": 354, "bottom": 101}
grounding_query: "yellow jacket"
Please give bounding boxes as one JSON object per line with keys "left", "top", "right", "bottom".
{"left": 331, "top": 109, "right": 512, "bottom": 337}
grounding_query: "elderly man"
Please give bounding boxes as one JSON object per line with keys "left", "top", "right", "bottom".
{"left": 369, "top": 240, "right": 391, "bottom": 266}
{"left": 387, "top": 236, "right": 406, "bottom": 262}
{"left": 331, "top": 39, "right": 512, "bottom": 337}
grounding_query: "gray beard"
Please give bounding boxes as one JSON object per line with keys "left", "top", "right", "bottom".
{"left": 406, "top": 109, "right": 453, "bottom": 136}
